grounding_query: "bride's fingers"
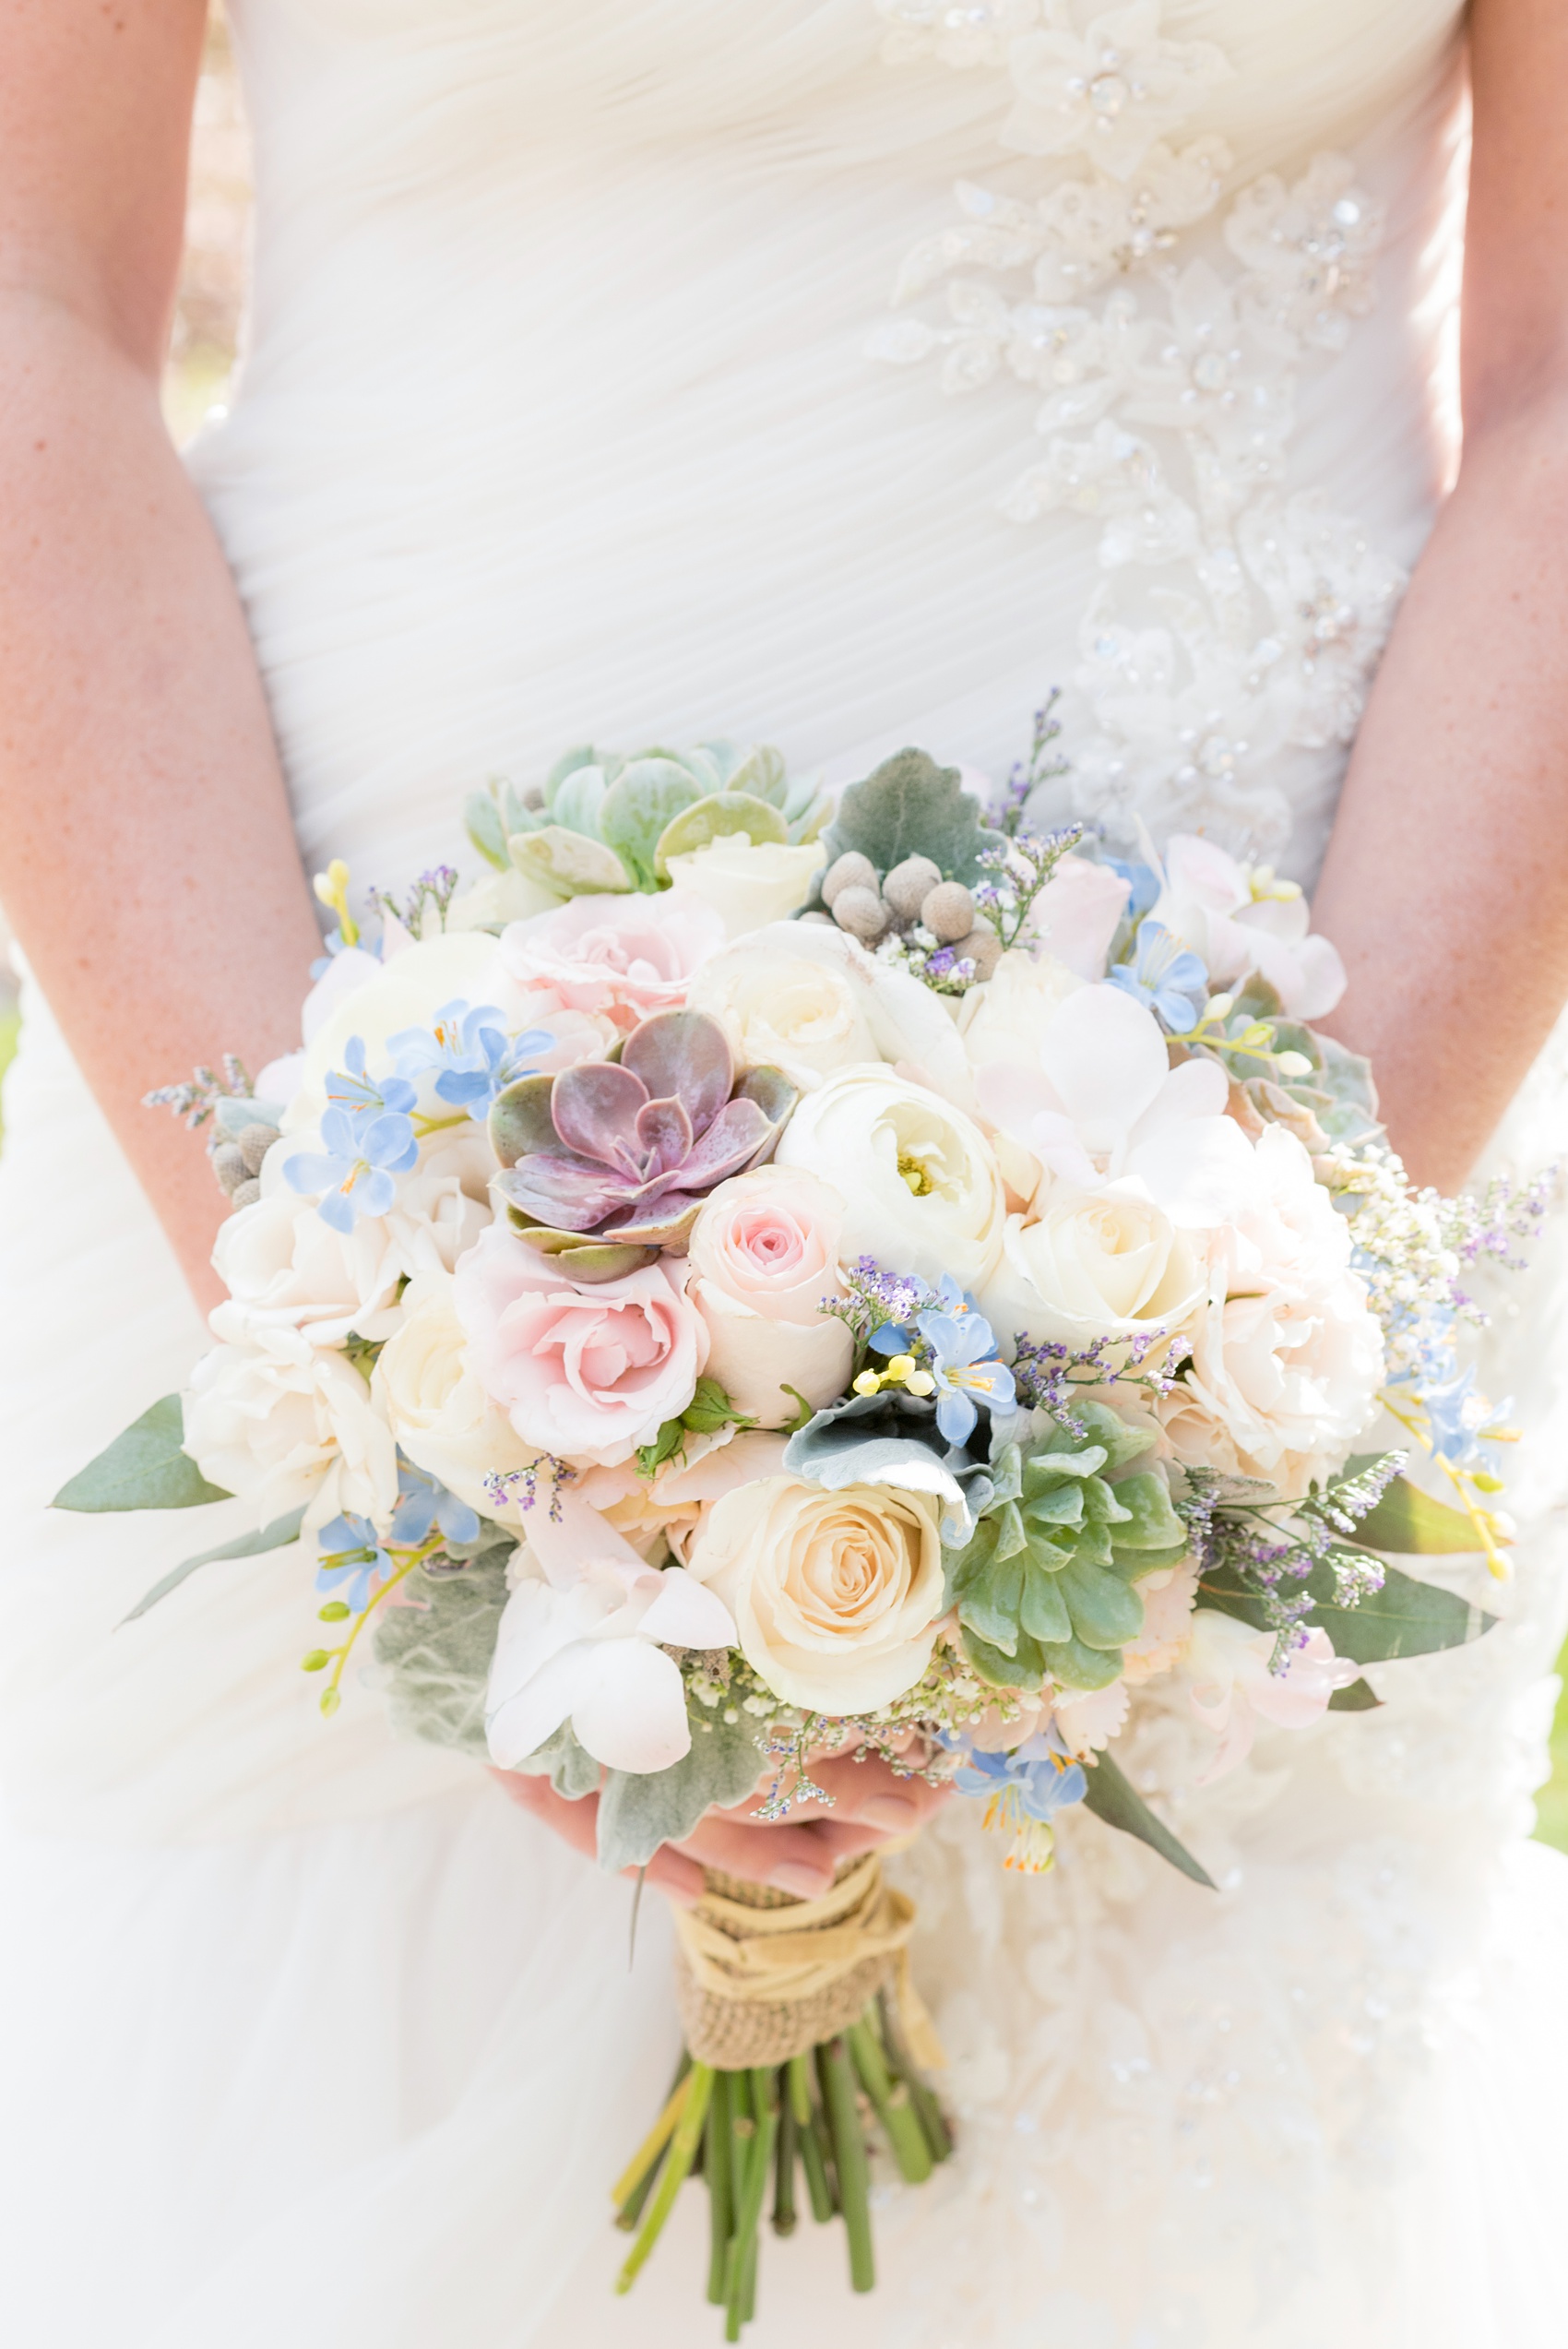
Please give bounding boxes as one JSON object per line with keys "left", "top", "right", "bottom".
{"left": 671, "top": 1810, "right": 841, "bottom": 1898}
{"left": 779, "top": 1750, "right": 953, "bottom": 1834}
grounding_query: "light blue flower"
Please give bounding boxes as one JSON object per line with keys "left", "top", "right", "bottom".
{"left": 1104, "top": 856, "right": 1160, "bottom": 924}
{"left": 322, "top": 1035, "right": 418, "bottom": 1130}
{"left": 915, "top": 1282, "right": 1016, "bottom": 1445}
{"left": 389, "top": 1459, "right": 481, "bottom": 1550}
{"left": 1107, "top": 920, "right": 1208, "bottom": 1033}
{"left": 951, "top": 1731, "right": 1087, "bottom": 1818}
{"left": 284, "top": 1099, "right": 420, "bottom": 1232}
{"left": 1419, "top": 1365, "right": 1513, "bottom": 1473}
{"left": 315, "top": 1511, "right": 391, "bottom": 1614}
{"left": 388, "top": 999, "right": 555, "bottom": 1120}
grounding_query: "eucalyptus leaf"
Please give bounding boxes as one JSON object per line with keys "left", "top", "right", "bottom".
{"left": 1196, "top": 1558, "right": 1494, "bottom": 1664}
{"left": 1327, "top": 1676, "right": 1384, "bottom": 1712}
{"left": 120, "top": 1505, "right": 306, "bottom": 1627}
{"left": 596, "top": 1710, "right": 766, "bottom": 1873}
{"left": 821, "top": 747, "right": 1006, "bottom": 888}
{"left": 1346, "top": 1465, "right": 1485, "bottom": 1556}
{"left": 53, "top": 1394, "right": 232, "bottom": 1513}
{"left": 1080, "top": 1748, "right": 1218, "bottom": 1890}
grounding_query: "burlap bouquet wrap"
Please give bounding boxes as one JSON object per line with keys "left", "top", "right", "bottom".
{"left": 671, "top": 1850, "right": 942, "bottom": 2070}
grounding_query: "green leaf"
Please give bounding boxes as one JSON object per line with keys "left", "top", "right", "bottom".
{"left": 119, "top": 1504, "right": 306, "bottom": 1626}
{"left": 544, "top": 744, "right": 603, "bottom": 802}
{"left": 636, "top": 1419, "right": 688, "bottom": 1481}
{"left": 53, "top": 1395, "right": 232, "bottom": 1513}
{"left": 372, "top": 1545, "right": 515, "bottom": 1759}
{"left": 1055, "top": 1554, "right": 1146, "bottom": 1651}
{"left": 517, "top": 1718, "right": 603, "bottom": 1799}
{"left": 510, "top": 825, "right": 632, "bottom": 897}
{"left": 596, "top": 1710, "right": 766, "bottom": 1872}
{"left": 1327, "top": 1676, "right": 1384, "bottom": 1712}
{"left": 488, "top": 1072, "right": 559, "bottom": 1168}
{"left": 724, "top": 745, "right": 789, "bottom": 806}
{"left": 599, "top": 758, "right": 702, "bottom": 891}
{"left": 1196, "top": 1558, "right": 1494, "bottom": 1664}
{"left": 653, "top": 790, "right": 789, "bottom": 878}
{"left": 1032, "top": 1630, "right": 1127, "bottom": 1691}
{"left": 681, "top": 1377, "right": 753, "bottom": 1436}
{"left": 550, "top": 765, "right": 610, "bottom": 840}
{"left": 464, "top": 789, "right": 509, "bottom": 871}
{"left": 821, "top": 748, "right": 1007, "bottom": 889}
{"left": 1080, "top": 1749, "right": 1218, "bottom": 1890}
{"left": 960, "top": 1622, "right": 1045, "bottom": 1689}
{"left": 1106, "top": 1468, "right": 1185, "bottom": 1552}
{"left": 1348, "top": 1466, "right": 1486, "bottom": 1556}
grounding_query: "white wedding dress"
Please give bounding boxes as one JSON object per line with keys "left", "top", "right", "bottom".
{"left": 6, "top": 4, "right": 1568, "bottom": 2343}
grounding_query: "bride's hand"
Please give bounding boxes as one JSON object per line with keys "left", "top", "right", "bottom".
{"left": 493, "top": 1747, "right": 951, "bottom": 1906}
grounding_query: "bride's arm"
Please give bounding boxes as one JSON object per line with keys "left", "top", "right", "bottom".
{"left": 1312, "top": 0, "right": 1568, "bottom": 1193}
{"left": 0, "top": 3, "right": 321, "bottom": 1311}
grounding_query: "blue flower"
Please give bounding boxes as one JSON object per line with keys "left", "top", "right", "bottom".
{"left": 322, "top": 1035, "right": 418, "bottom": 1130}
{"left": 388, "top": 999, "right": 555, "bottom": 1120}
{"left": 952, "top": 1733, "right": 1087, "bottom": 1818}
{"left": 915, "top": 1283, "right": 1016, "bottom": 1445}
{"left": 389, "top": 1459, "right": 481, "bottom": 1550}
{"left": 315, "top": 1511, "right": 391, "bottom": 1614}
{"left": 283, "top": 1097, "right": 420, "bottom": 1232}
{"left": 1418, "top": 1365, "right": 1513, "bottom": 1473}
{"left": 1106, "top": 920, "right": 1208, "bottom": 1032}
{"left": 1104, "top": 855, "right": 1160, "bottom": 924}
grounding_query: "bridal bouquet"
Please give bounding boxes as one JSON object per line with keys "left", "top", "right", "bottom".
{"left": 59, "top": 712, "right": 1543, "bottom": 2334}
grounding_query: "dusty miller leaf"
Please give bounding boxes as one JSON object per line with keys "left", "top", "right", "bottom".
{"left": 595, "top": 1709, "right": 766, "bottom": 1873}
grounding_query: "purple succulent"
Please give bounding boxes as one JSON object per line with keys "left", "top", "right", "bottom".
{"left": 490, "top": 1009, "right": 797, "bottom": 1282}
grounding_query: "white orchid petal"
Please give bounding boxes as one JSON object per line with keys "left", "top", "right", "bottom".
{"left": 1038, "top": 985, "right": 1170, "bottom": 1153}
{"left": 637, "top": 1567, "right": 738, "bottom": 1651}
{"left": 485, "top": 1634, "right": 592, "bottom": 1771}
{"left": 570, "top": 1641, "right": 695, "bottom": 1773}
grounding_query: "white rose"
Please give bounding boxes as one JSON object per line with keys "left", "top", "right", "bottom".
{"left": 184, "top": 1321, "right": 399, "bottom": 1526}
{"left": 371, "top": 1269, "right": 541, "bottom": 1518}
{"left": 775, "top": 1064, "right": 1005, "bottom": 1289}
{"left": 685, "top": 921, "right": 973, "bottom": 1101}
{"left": 280, "top": 932, "right": 552, "bottom": 1135}
{"left": 664, "top": 837, "right": 826, "bottom": 937}
{"left": 978, "top": 1187, "right": 1206, "bottom": 1354}
{"left": 1159, "top": 1126, "right": 1384, "bottom": 1496}
{"left": 684, "top": 1475, "right": 945, "bottom": 1711}
{"left": 215, "top": 1158, "right": 488, "bottom": 1349}
{"left": 684, "top": 1167, "right": 854, "bottom": 1425}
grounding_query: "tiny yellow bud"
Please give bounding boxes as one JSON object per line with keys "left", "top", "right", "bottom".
{"left": 905, "top": 1369, "right": 936, "bottom": 1397}
{"left": 1205, "top": 992, "right": 1233, "bottom": 1020}
{"left": 312, "top": 858, "right": 359, "bottom": 947}
{"left": 1276, "top": 1050, "right": 1313, "bottom": 1079}
{"left": 852, "top": 1369, "right": 883, "bottom": 1397}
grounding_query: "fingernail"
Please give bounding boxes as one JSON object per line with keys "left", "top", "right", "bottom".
{"left": 861, "top": 1795, "right": 919, "bottom": 1831}
{"left": 770, "top": 1860, "right": 832, "bottom": 1899}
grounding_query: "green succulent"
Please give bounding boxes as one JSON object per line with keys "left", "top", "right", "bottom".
{"left": 945, "top": 1402, "right": 1188, "bottom": 1693}
{"left": 465, "top": 741, "right": 831, "bottom": 899}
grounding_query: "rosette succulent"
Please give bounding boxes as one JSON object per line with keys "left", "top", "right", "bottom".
{"left": 944, "top": 1401, "right": 1187, "bottom": 1692}
{"left": 491, "top": 1008, "right": 797, "bottom": 1281}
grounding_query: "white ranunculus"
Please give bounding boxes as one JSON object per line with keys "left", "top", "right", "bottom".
{"left": 486, "top": 1494, "right": 738, "bottom": 1775}
{"left": 684, "top": 1167, "right": 853, "bottom": 1425}
{"left": 371, "top": 1269, "right": 540, "bottom": 1518}
{"left": 975, "top": 981, "right": 1253, "bottom": 1226}
{"left": 685, "top": 922, "right": 973, "bottom": 1102}
{"left": 217, "top": 1157, "right": 489, "bottom": 1349}
{"left": 979, "top": 1186, "right": 1207, "bottom": 1353}
{"left": 664, "top": 837, "right": 826, "bottom": 937}
{"left": 956, "top": 948, "right": 1082, "bottom": 1076}
{"left": 684, "top": 1475, "right": 945, "bottom": 1712}
{"left": 184, "top": 1321, "right": 399, "bottom": 1526}
{"left": 280, "top": 932, "right": 550, "bottom": 1135}
{"left": 1159, "top": 1125, "right": 1384, "bottom": 1496}
{"left": 774, "top": 1064, "right": 1006, "bottom": 1289}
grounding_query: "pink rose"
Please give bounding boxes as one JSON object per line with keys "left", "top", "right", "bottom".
{"left": 684, "top": 1167, "right": 854, "bottom": 1425}
{"left": 498, "top": 888, "right": 726, "bottom": 1033}
{"left": 454, "top": 1224, "right": 708, "bottom": 1467}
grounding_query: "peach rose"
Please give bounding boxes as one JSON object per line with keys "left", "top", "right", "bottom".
{"left": 453, "top": 1224, "right": 707, "bottom": 1468}
{"left": 684, "top": 1168, "right": 854, "bottom": 1426}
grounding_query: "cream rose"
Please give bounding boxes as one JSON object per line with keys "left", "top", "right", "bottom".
{"left": 371, "top": 1269, "right": 541, "bottom": 1517}
{"left": 978, "top": 1187, "right": 1206, "bottom": 1354}
{"left": 956, "top": 947, "right": 1081, "bottom": 1077}
{"left": 685, "top": 1475, "right": 945, "bottom": 1711}
{"left": 775, "top": 1065, "right": 1005, "bottom": 1290}
{"left": 685, "top": 921, "right": 973, "bottom": 1101}
{"left": 184, "top": 1319, "right": 399, "bottom": 1526}
{"left": 663, "top": 837, "right": 826, "bottom": 937}
{"left": 684, "top": 1167, "right": 853, "bottom": 1426}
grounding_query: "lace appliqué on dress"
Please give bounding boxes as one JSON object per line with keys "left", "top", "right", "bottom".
{"left": 870, "top": 2, "right": 1405, "bottom": 860}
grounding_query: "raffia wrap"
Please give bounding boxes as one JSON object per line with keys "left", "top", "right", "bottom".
{"left": 671, "top": 1850, "right": 944, "bottom": 2071}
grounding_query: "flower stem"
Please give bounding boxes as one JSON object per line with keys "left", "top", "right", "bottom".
{"left": 772, "top": 2080, "right": 798, "bottom": 2236}
{"left": 789, "top": 2052, "right": 836, "bottom": 2222}
{"left": 612, "top": 2068, "right": 691, "bottom": 2214}
{"left": 615, "top": 2062, "right": 712, "bottom": 2295}
{"left": 877, "top": 1987, "right": 953, "bottom": 2162}
{"left": 817, "top": 2038, "right": 874, "bottom": 2293}
{"left": 724, "top": 2068, "right": 778, "bottom": 2341}
{"left": 849, "top": 2013, "right": 932, "bottom": 2185}
{"left": 705, "top": 2069, "right": 733, "bottom": 2305}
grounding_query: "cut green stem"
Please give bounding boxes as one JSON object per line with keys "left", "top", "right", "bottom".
{"left": 724, "top": 2068, "right": 778, "bottom": 2341}
{"left": 615, "top": 2062, "right": 713, "bottom": 2295}
{"left": 849, "top": 2014, "right": 933, "bottom": 2185}
{"left": 818, "top": 2038, "right": 874, "bottom": 2294}
{"left": 772, "top": 2081, "right": 798, "bottom": 2236}
{"left": 705, "top": 2069, "right": 733, "bottom": 2305}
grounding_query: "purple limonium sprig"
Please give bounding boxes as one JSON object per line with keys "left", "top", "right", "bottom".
{"left": 388, "top": 998, "right": 555, "bottom": 1120}
{"left": 1012, "top": 1327, "right": 1180, "bottom": 1426}
{"left": 389, "top": 1460, "right": 481, "bottom": 1551}
{"left": 369, "top": 866, "right": 461, "bottom": 936}
{"left": 315, "top": 1511, "right": 393, "bottom": 1615}
{"left": 1106, "top": 919, "right": 1208, "bottom": 1033}
{"left": 820, "top": 1257, "right": 934, "bottom": 1349}
{"left": 483, "top": 1458, "right": 576, "bottom": 1522}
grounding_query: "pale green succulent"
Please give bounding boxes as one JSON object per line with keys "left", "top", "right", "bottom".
{"left": 465, "top": 740, "right": 831, "bottom": 900}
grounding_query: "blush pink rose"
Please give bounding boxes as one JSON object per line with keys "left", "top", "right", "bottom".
{"left": 498, "top": 888, "right": 726, "bottom": 1033}
{"left": 684, "top": 1168, "right": 854, "bottom": 1425}
{"left": 454, "top": 1224, "right": 708, "bottom": 1467}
